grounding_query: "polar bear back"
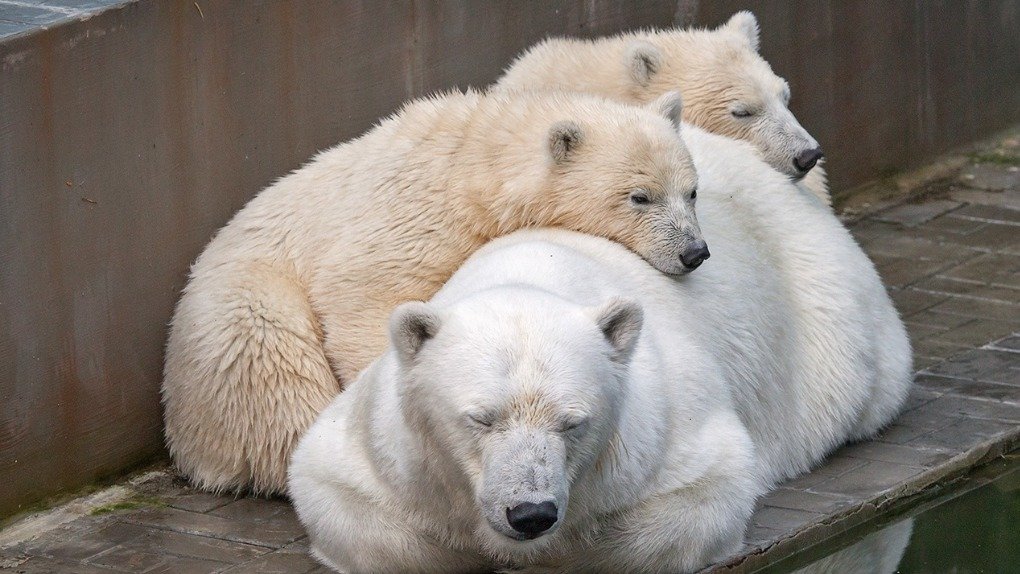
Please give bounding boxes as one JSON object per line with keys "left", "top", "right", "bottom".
{"left": 453, "top": 126, "right": 910, "bottom": 485}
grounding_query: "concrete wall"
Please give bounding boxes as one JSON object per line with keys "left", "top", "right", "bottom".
{"left": 1, "top": 0, "right": 1018, "bottom": 517}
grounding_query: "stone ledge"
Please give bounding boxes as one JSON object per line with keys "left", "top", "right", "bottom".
{"left": 0, "top": 0, "right": 130, "bottom": 41}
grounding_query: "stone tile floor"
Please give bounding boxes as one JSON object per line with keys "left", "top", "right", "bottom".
{"left": 1, "top": 131, "right": 1018, "bottom": 573}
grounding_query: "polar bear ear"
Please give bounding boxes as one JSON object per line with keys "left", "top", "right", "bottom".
{"left": 625, "top": 39, "right": 663, "bottom": 87}
{"left": 548, "top": 120, "right": 584, "bottom": 163}
{"left": 590, "top": 297, "right": 644, "bottom": 362}
{"left": 648, "top": 90, "right": 683, "bottom": 131}
{"left": 725, "top": 11, "right": 760, "bottom": 52}
{"left": 390, "top": 301, "right": 443, "bottom": 363}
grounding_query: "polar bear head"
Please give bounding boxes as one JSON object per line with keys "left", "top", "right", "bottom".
{"left": 538, "top": 91, "right": 709, "bottom": 275}
{"left": 389, "top": 291, "right": 642, "bottom": 554}
{"left": 498, "top": 11, "right": 822, "bottom": 182}
{"left": 641, "top": 11, "right": 824, "bottom": 181}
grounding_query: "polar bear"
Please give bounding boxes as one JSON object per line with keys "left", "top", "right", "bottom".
{"left": 471, "top": 128, "right": 909, "bottom": 486}
{"left": 289, "top": 277, "right": 762, "bottom": 574}
{"left": 289, "top": 126, "right": 911, "bottom": 573}
{"left": 496, "top": 11, "right": 830, "bottom": 206}
{"left": 162, "top": 89, "right": 707, "bottom": 495}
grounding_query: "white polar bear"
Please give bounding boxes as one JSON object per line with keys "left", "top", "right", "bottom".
{"left": 496, "top": 11, "right": 831, "bottom": 206}
{"left": 289, "top": 126, "right": 912, "bottom": 572}
{"left": 290, "top": 267, "right": 763, "bottom": 574}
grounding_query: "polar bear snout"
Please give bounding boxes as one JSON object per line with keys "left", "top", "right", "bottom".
{"left": 506, "top": 500, "right": 559, "bottom": 539}
{"left": 679, "top": 239, "right": 711, "bottom": 270}
{"left": 793, "top": 147, "right": 824, "bottom": 175}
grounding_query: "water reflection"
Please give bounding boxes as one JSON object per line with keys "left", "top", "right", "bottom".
{"left": 759, "top": 459, "right": 1019, "bottom": 573}
{"left": 792, "top": 519, "right": 913, "bottom": 574}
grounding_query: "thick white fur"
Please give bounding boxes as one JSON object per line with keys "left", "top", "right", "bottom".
{"left": 289, "top": 127, "right": 911, "bottom": 573}
{"left": 290, "top": 256, "right": 762, "bottom": 574}
{"left": 496, "top": 11, "right": 831, "bottom": 206}
{"left": 162, "top": 89, "right": 704, "bottom": 494}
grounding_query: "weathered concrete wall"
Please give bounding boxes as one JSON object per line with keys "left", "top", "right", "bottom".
{"left": 1, "top": 0, "right": 1018, "bottom": 517}
{"left": 697, "top": 1, "right": 1020, "bottom": 195}
{"left": 0, "top": 0, "right": 691, "bottom": 518}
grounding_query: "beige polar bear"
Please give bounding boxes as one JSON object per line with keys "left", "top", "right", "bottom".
{"left": 496, "top": 11, "right": 830, "bottom": 206}
{"left": 162, "top": 89, "right": 707, "bottom": 495}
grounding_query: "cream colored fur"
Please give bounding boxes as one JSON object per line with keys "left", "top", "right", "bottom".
{"left": 162, "top": 89, "right": 704, "bottom": 494}
{"left": 496, "top": 11, "right": 831, "bottom": 207}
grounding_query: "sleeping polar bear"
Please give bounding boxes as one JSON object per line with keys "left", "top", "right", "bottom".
{"left": 288, "top": 126, "right": 911, "bottom": 573}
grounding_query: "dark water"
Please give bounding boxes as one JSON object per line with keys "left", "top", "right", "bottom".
{"left": 757, "top": 457, "right": 1020, "bottom": 573}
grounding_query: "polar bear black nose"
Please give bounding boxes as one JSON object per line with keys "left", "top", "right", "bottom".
{"left": 680, "top": 240, "right": 711, "bottom": 270}
{"left": 793, "top": 147, "right": 823, "bottom": 173}
{"left": 506, "top": 501, "right": 558, "bottom": 537}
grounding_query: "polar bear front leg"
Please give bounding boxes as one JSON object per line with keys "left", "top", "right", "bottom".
{"left": 570, "top": 484, "right": 752, "bottom": 574}
{"left": 301, "top": 495, "right": 488, "bottom": 574}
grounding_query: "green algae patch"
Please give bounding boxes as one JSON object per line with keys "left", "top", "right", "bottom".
{"left": 88, "top": 495, "right": 166, "bottom": 516}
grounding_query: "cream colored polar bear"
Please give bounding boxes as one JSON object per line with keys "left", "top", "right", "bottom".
{"left": 497, "top": 11, "right": 831, "bottom": 206}
{"left": 290, "top": 255, "right": 762, "bottom": 574}
{"left": 162, "top": 89, "right": 707, "bottom": 495}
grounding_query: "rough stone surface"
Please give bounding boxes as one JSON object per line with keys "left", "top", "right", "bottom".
{"left": 2, "top": 134, "right": 1019, "bottom": 573}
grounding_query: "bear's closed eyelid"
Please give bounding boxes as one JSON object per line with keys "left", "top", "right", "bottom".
{"left": 561, "top": 416, "right": 590, "bottom": 433}
{"left": 465, "top": 411, "right": 494, "bottom": 428}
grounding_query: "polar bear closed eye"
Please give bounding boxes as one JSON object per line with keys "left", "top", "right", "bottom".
{"left": 496, "top": 11, "right": 830, "bottom": 206}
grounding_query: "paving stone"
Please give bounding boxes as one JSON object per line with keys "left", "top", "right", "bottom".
{"left": 949, "top": 203, "right": 1020, "bottom": 225}
{"left": 901, "top": 309, "right": 975, "bottom": 330}
{"left": 918, "top": 213, "right": 988, "bottom": 236}
{"left": 899, "top": 387, "right": 943, "bottom": 412}
{"left": 889, "top": 407, "right": 961, "bottom": 432}
{"left": 911, "top": 338, "right": 970, "bottom": 361}
{"left": 949, "top": 188, "right": 1020, "bottom": 213}
{"left": 220, "top": 550, "right": 322, "bottom": 573}
{"left": 848, "top": 219, "right": 902, "bottom": 245}
{"left": 929, "top": 297, "right": 1020, "bottom": 324}
{"left": 874, "top": 257, "right": 954, "bottom": 289}
{"left": 743, "top": 524, "right": 784, "bottom": 547}
{"left": 923, "top": 348, "right": 1020, "bottom": 383}
{"left": 904, "top": 321, "right": 947, "bottom": 342}
{"left": 952, "top": 221, "right": 1020, "bottom": 253}
{"left": 759, "top": 489, "right": 854, "bottom": 515}
{"left": 834, "top": 440, "right": 953, "bottom": 467}
{"left": 85, "top": 544, "right": 174, "bottom": 572}
{"left": 913, "top": 373, "right": 1020, "bottom": 403}
{"left": 751, "top": 506, "right": 824, "bottom": 532}
{"left": 930, "top": 318, "right": 1019, "bottom": 348}
{"left": 957, "top": 163, "right": 1020, "bottom": 192}
{"left": 907, "top": 418, "right": 1018, "bottom": 451}
{"left": 873, "top": 422, "right": 932, "bottom": 445}
{"left": 889, "top": 287, "right": 949, "bottom": 315}
{"left": 922, "top": 393, "right": 1020, "bottom": 423}
{"left": 106, "top": 527, "right": 269, "bottom": 564}
{"left": 0, "top": 555, "right": 118, "bottom": 573}
{"left": 912, "top": 356, "right": 945, "bottom": 371}
{"left": 16, "top": 520, "right": 145, "bottom": 562}
{"left": 988, "top": 335, "right": 1020, "bottom": 352}
{"left": 938, "top": 252, "right": 1020, "bottom": 284}
{"left": 166, "top": 492, "right": 235, "bottom": 514}
{"left": 141, "top": 555, "right": 228, "bottom": 574}
{"left": 807, "top": 460, "right": 926, "bottom": 498}
{"left": 874, "top": 199, "right": 962, "bottom": 226}
{"left": 122, "top": 507, "right": 304, "bottom": 549}
{"left": 207, "top": 498, "right": 294, "bottom": 523}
